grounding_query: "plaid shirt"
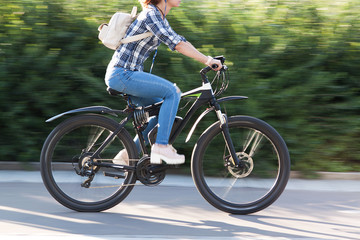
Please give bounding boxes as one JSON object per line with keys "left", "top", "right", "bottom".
{"left": 112, "top": 5, "right": 186, "bottom": 71}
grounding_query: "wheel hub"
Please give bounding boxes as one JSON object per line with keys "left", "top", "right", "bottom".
{"left": 71, "top": 152, "right": 98, "bottom": 177}
{"left": 227, "top": 152, "right": 254, "bottom": 178}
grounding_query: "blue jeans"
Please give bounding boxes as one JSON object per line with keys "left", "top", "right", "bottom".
{"left": 105, "top": 66, "right": 181, "bottom": 147}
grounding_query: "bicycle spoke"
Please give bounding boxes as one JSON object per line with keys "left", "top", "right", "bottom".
{"left": 222, "top": 177, "right": 237, "bottom": 199}
{"left": 243, "top": 130, "right": 263, "bottom": 157}
{"left": 86, "top": 127, "right": 105, "bottom": 152}
{"left": 249, "top": 131, "right": 263, "bottom": 157}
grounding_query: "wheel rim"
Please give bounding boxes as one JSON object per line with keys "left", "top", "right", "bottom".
{"left": 47, "top": 124, "right": 134, "bottom": 204}
{"left": 199, "top": 126, "right": 282, "bottom": 206}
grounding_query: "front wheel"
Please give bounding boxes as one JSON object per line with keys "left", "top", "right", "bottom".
{"left": 191, "top": 116, "right": 290, "bottom": 214}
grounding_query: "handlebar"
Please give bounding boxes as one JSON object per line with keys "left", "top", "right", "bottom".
{"left": 200, "top": 56, "right": 226, "bottom": 83}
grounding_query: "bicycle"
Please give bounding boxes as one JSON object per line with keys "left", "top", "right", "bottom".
{"left": 40, "top": 56, "right": 290, "bottom": 215}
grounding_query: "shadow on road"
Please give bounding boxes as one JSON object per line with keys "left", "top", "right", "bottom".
{"left": 0, "top": 183, "right": 359, "bottom": 239}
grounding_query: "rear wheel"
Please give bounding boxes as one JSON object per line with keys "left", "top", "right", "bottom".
{"left": 40, "top": 114, "right": 137, "bottom": 212}
{"left": 191, "top": 116, "right": 290, "bottom": 214}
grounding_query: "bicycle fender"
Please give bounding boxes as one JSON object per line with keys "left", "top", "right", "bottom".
{"left": 185, "top": 96, "right": 247, "bottom": 142}
{"left": 45, "top": 106, "right": 119, "bottom": 122}
{"left": 217, "top": 96, "right": 248, "bottom": 103}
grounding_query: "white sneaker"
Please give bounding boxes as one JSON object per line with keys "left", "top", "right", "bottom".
{"left": 113, "top": 149, "right": 129, "bottom": 165}
{"left": 150, "top": 144, "right": 185, "bottom": 165}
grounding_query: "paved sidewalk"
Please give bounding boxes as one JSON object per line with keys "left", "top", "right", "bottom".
{"left": 1, "top": 170, "right": 359, "bottom": 239}
{"left": 0, "top": 170, "right": 359, "bottom": 192}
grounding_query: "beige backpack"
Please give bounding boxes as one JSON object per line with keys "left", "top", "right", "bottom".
{"left": 98, "top": 6, "right": 153, "bottom": 50}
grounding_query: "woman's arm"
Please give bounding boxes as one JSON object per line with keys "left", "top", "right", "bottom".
{"left": 175, "top": 41, "right": 222, "bottom": 71}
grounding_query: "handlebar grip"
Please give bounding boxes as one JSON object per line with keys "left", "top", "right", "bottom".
{"left": 211, "top": 64, "right": 218, "bottom": 69}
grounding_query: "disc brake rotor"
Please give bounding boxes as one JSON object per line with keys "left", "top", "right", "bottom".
{"left": 227, "top": 152, "right": 254, "bottom": 178}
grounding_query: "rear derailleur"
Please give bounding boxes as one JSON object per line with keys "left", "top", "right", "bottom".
{"left": 72, "top": 152, "right": 98, "bottom": 188}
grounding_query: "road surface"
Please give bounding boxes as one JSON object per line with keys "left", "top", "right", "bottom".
{"left": 0, "top": 171, "right": 359, "bottom": 239}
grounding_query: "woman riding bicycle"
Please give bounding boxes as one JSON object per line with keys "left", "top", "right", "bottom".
{"left": 105, "top": 0, "right": 222, "bottom": 165}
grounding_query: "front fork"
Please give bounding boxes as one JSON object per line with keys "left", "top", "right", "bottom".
{"left": 215, "top": 110, "right": 243, "bottom": 168}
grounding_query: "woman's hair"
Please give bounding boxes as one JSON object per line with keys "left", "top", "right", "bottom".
{"left": 138, "top": 0, "right": 162, "bottom": 7}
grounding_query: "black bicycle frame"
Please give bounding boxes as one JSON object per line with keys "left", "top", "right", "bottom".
{"left": 133, "top": 66, "right": 244, "bottom": 167}
{"left": 46, "top": 65, "right": 246, "bottom": 170}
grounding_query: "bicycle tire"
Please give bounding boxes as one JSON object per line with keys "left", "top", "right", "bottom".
{"left": 40, "top": 114, "right": 138, "bottom": 212}
{"left": 191, "top": 115, "right": 290, "bottom": 214}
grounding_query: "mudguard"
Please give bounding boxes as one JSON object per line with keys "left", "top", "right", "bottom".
{"left": 46, "top": 106, "right": 122, "bottom": 122}
{"left": 185, "top": 96, "right": 248, "bottom": 142}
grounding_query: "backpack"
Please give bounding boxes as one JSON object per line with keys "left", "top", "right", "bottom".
{"left": 98, "top": 6, "right": 153, "bottom": 50}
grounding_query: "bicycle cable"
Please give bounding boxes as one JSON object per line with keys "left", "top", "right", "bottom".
{"left": 211, "top": 67, "right": 229, "bottom": 97}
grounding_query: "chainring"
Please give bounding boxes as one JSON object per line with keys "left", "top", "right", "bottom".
{"left": 136, "top": 156, "right": 166, "bottom": 186}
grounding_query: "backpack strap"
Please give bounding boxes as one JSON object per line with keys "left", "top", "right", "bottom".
{"left": 119, "top": 6, "right": 153, "bottom": 44}
{"left": 130, "top": 6, "right": 137, "bottom": 18}
{"left": 120, "top": 31, "right": 153, "bottom": 44}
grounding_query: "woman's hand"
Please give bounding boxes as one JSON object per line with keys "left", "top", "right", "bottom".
{"left": 206, "top": 57, "right": 222, "bottom": 71}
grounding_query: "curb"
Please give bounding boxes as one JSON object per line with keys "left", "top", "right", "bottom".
{"left": 1, "top": 161, "right": 360, "bottom": 180}
{"left": 290, "top": 171, "right": 360, "bottom": 180}
{"left": 0, "top": 161, "right": 42, "bottom": 171}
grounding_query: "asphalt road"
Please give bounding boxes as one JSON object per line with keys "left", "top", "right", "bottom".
{"left": 0, "top": 171, "right": 359, "bottom": 239}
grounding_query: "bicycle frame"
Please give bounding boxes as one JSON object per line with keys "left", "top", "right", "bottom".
{"left": 40, "top": 52, "right": 291, "bottom": 215}
{"left": 164, "top": 66, "right": 248, "bottom": 166}
{"left": 46, "top": 66, "right": 248, "bottom": 167}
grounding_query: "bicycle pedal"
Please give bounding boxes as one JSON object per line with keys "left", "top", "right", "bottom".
{"left": 103, "top": 171, "right": 125, "bottom": 179}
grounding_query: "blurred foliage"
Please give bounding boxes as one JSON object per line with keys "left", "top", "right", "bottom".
{"left": 0, "top": 0, "right": 359, "bottom": 173}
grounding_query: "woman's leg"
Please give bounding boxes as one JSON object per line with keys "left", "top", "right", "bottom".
{"left": 106, "top": 67, "right": 184, "bottom": 164}
{"left": 133, "top": 116, "right": 158, "bottom": 151}
{"left": 119, "top": 70, "right": 181, "bottom": 145}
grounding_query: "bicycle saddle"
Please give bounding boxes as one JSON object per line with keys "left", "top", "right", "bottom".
{"left": 107, "top": 87, "right": 126, "bottom": 96}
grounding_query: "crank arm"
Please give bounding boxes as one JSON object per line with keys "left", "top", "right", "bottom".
{"left": 148, "top": 164, "right": 171, "bottom": 174}
{"left": 93, "top": 162, "right": 136, "bottom": 172}
{"left": 103, "top": 171, "right": 126, "bottom": 179}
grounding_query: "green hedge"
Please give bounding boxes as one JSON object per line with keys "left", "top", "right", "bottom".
{"left": 1, "top": 0, "right": 359, "bottom": 173}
